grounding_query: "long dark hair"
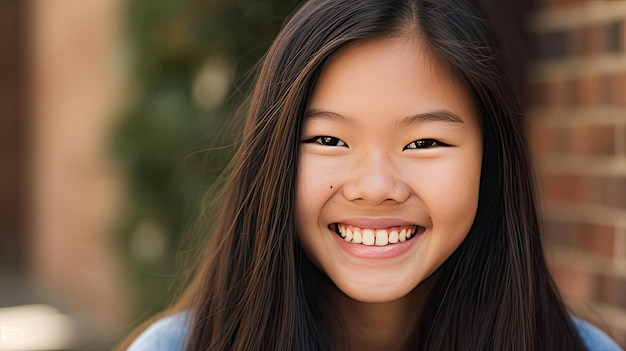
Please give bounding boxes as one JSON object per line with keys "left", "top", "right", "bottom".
{"left": 174, "top": 0, "right": 587, "bottom": 349}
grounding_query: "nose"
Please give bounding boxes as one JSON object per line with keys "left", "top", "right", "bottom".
{"left": 341, "top": 149, "right": 410, "bottom": 206}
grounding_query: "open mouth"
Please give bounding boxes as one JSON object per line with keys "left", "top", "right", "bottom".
{"left": 331, "top": 223, "right": 422, "bottom": 246}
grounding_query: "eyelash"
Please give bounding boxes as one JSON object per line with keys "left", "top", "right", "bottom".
{"left": 403, "top": 139, "right": 450, "bottom": 150}
{"left": 302, "top": 136, "right": 348, "bottom": 147}
{"left": 302, "top": 136, "right": 450, "bottom": 150}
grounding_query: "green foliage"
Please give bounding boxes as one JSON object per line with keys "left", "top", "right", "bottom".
{"left": 113, "top": 0, "right": 302, "bottom": 318}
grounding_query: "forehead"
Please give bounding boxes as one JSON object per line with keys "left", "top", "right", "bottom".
{"left": 308, "top": 37, "right": 477, "bottom": 126}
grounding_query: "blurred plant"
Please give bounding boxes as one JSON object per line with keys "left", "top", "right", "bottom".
{"left": 112, "top": 0, "right": 302, "bottom": 319}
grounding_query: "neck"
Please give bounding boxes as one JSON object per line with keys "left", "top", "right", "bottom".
{"left": 320, "top": 276, "right": 436, "bottom": 351}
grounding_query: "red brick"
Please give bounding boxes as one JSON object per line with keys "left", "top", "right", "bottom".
{"left": 616, "top": 19, "right": 626, "bottom": 53}
{"left": 543, "top": 220, "right": 575, "bottom": 248}
{"left": 546, "top": 79, "right": 575, "bottom": 105}
{"left": 623, "top": 125, "right": 626, "bottom": 157}
{"left": 575, "top": 223, "right": 615, "bottom": 257}
{"left": 542, "top": 174, "right": 590, "bottom": 202}
{"left": 576, "top": 75, "right": 601, "bottom": 106}
{"left": 591, "top": 176, "right": 626, "bottom": 208}
{"left": 549, "top": 262, "right": 596, "bottom": 301}
{"left": 567, "top": 124, "right": 615, "bottom": 156}
{"left": 606, "top": 72, "right": 626, "bottom": 106}
{"left": 604, "top": 177, "right": 626, "bottom": 208}
{"left": 590, "top": 176, "right": 605, "bottom": 206}
{"left": 622, "top": 20, "right": 626, "bottom": 53}
{"left": 528, "top": 122, "right": 562, "bottom": 154}
{"left": 574, "top": 24, "right": 606, "bottom": 56}
{"left": 597, "top": 275, "right": 626, "bottom": 309}
{"left": 606, "top": 21, "right": 623, "bottom": 53}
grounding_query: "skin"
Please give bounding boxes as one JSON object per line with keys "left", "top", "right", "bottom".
{"left": 295, "top": 37, "right": 482, "bottom": 350}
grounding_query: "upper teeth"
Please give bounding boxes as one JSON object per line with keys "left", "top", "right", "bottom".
{"left": 337, "top": 224, "right": 418, "bottom": 246}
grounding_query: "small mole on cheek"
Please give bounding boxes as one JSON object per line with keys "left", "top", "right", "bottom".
{"left": 330, "top": 185, "right": 333, "bottom": 189}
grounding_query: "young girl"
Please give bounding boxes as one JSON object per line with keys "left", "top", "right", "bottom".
{"left": 122, "top": 0, "right": 622, "bottom": 349}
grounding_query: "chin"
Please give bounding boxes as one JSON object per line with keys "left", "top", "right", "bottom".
{"left": 332, "top": 278, "right": 421, "bottom": 304}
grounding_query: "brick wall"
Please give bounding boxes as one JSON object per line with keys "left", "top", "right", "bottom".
{"left": 527, "top": 1, "right": 626, "bottom": 347}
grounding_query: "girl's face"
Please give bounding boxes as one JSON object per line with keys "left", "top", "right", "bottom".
{"left": 296, "top": 37, "right": 482, "bottom": 303}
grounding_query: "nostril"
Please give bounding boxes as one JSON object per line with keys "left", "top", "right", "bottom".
{"left": 342, "top": 181, "right": 410, "bottom": 206}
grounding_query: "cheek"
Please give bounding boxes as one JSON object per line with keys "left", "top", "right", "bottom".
{"left": 418, "top": 155, "right": 481, "bottom": 273}
{"left": 295, "top": 155, "right": 340, "bottom": 229}
{"left": 420, "top": 155, "right": 482, "bottom": 229}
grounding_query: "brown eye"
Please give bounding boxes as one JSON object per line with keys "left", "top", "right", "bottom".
{"left": 403, "top": 139, "right": 449, "bottom": 150}
{"left": 303, "top": 136, "right": 348, "bottom": 147}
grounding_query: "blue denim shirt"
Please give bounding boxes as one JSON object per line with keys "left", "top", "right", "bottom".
{"left": 128, "top": 311, "right": 622, "bottom": 350}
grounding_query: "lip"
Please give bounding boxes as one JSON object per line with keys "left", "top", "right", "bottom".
{"left": 329, "top": 223, "right": 423, "bottom": 259}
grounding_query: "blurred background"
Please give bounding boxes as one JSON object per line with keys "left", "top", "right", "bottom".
{"left": 0, "top": 0, "right": 624, "bottom": 349}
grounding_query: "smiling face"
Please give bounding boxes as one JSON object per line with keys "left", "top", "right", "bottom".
{"left": 295, "top": 37, "right": 483, "bottom": 303}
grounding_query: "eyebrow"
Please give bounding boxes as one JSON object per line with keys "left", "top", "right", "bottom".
{"left": 397, "top": 109, "right": 464, "bottom": 128}
{"left": 304, "top": 109, "right": 355, "bottom": 123}
{"left": 305, "top": 108, "right": 465, "bottom": 126}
